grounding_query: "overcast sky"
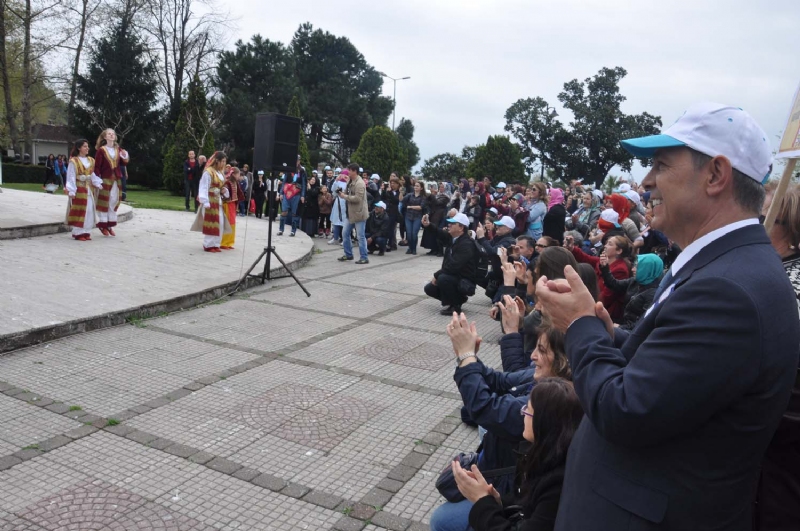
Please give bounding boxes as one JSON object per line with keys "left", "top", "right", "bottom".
{"left": 225, "top": 0, "right": 800, "bottom": 180}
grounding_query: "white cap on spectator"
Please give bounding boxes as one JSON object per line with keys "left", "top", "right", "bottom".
{"left": 324, "top": 165, "right": 331, "bottom": 170}
{"left": 359, "top": 167, "right": 364, "bottom": 173}
{"left": 312, "top": 169, "right": 318, "bottom": 174}
{"left": 489, "top": 207, "right": 498, "bottom": 215}
{"left": 374, "top": 201, "right": 386, "bottom": 209}
{"left": 615, "top": 183, "right": 631, "bottom": 193}
{"left": 446, "top": 212, "right": 470, "bottom": 227}
{"left": 494, "top": 216, "right": 516, "bottom": 230}
{"left": 496, "top": 182, "right": 507, "bottom": 189}
{"left": 257, "top": 170, "right": 264, "bottom": 175}
{"left": 624, "top": 190, "right": 641, "bottom": 205}
{"left": 592, "top": 189, "right": 604, "bottom": 200}
{"left": 334, "top": 167, "right": 341, "bottom": 173}
{"left": 370, "top": 174, "right": 380, "bottom": 181}
{"left": 621, "top": 102, "right": 773, "bottom": 183}
{"left": 600, "top": 208, "right": 620, "bottom": 225}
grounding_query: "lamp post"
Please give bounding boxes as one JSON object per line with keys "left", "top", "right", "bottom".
{"left": 540, "top": 106, "right": 558, "bottom": 181}
{"left": 378, "top": 72, "right": 411, "bottom": 131}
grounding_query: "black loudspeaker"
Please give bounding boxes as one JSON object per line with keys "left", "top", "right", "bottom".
{"left": 252, "top": 113, "right": 301, "bottom": 173}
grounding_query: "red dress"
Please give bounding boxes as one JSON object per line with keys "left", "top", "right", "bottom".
{"left": 93, "top": 145, "right": 128, "bottom": 219}
{"left": 571, "top": 247, "right": 631, "bottom": 323}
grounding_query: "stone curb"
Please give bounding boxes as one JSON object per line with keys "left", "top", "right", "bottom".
{"left": 0, "top": 204, "right": 134, "bottom": 240}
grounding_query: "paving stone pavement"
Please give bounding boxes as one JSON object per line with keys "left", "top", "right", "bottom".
{"left": 0, "top": 237, "right": 503, "bottom": 530}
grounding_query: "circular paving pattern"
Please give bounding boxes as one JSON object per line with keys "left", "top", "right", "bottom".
{"left": 239, "top": 385, "right": 380, "bottom": 450}
{"left": 355, "top": 337, "right": 420, "bottom": 362}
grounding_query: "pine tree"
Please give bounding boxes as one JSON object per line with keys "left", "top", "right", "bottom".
{"left": 162, "top": 75, "right": 215, "bottom": 194}
{"left": 286, "top": 94, "right": 310, "bottom": 174}
{"left": 73, "top": 10, "right": 160, "bottom": 186}
{"left": 352, "top": 126, "right": 404, "bottom": 180}
{"left": 468, "top": 135, "right": 526, "bottom": 185}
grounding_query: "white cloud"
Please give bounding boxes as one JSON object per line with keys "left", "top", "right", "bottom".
{"left": 224, "top": 0, "right": 800, "bottom": 179}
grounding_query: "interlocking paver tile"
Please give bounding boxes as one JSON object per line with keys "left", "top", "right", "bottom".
{"left": 155, "top": 468, "right": 340, "bottom": 530}
{"left": 0, "top": 395, "right": 82, "bottom": 449}
{"left": 383, "top": 469, "right": 443, "bottom": 524}
{"left": 0, "top": 460, "right": 91, "bottom": 513}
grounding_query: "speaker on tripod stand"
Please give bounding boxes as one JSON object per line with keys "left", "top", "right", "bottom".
{"left": 234, "top": 113, "right": 311, "bottom": 296}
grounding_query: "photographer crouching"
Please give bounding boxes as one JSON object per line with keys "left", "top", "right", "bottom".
{"left": 423, "top": 212, "right": 478, "bottom": 315}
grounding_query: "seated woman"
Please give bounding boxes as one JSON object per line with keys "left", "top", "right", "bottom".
{"left": 565, "top": 234, "right": 632, "bottom": 323}
{"left": 452, "top": 377, "right": 583, "bottom": 531}
{"left": 430, "top": 315, "right": 572, "bottom": 531}
{"left": 600, "top": 253, "right": 664, "bottom": 330}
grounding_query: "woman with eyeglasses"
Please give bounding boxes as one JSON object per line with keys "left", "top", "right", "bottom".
{"left": 432, "top": 316, "right": 575, "bottom": 531}
{"left": 450, "top": 377, "right": 583, "bottom": 531}
{"left": 756, "top": 184, "right": 800, "bottom": 531}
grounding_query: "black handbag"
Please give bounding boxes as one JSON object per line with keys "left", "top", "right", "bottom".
{"left": 435, "top": 451, "right": 516, "bottom": 503}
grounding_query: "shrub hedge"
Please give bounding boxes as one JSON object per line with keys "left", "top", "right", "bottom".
{"left": 1, "top": 163, "right": 45, "bottom": 184}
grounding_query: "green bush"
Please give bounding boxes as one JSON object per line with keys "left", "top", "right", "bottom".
{"left": 1, "top": 163, "right": 45, "bottom": 184}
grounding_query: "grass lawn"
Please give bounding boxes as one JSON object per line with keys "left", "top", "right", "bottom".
{"left": 1, "top": 183, "right": 186, "bottom": 211}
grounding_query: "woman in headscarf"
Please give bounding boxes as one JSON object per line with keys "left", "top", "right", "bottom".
{"left": 600, "top": 252, "right": 663, "bottom": 330}
{"left": 567, "top": 191, "right": 601, "bottom": 238}
{"left": 542, "top": 187, "right": 566, "bottom": 244}
{"left": 608, "top": 193, "right": 642, "bottom": 246}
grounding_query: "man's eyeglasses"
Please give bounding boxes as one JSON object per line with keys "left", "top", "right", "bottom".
{"left": 519, "top": 405, "right": 534, "bottom": 418}
{"left": 535, "top": 244, "right": 546, "bottom": 249}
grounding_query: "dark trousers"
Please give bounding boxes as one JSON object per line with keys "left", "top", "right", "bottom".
{"left": 319, "top": 214, "right": 331, "bottom": 232}
{"left": 367, "top": 234, "right": 387, "bottom": 252}
{"left": 184, "top": 178, "right": 193, "bottom": 209}
{"left": 424, "top": 273, "right": 467, "bottom": 308}
{"left": 399, "top": 212, "right": 406, "bottom": 239}
{"left": 255, "top": 196, "right": 265, "bottom": 218}
{"left": 387, "top": 213, "right": 398, "bottom": 249}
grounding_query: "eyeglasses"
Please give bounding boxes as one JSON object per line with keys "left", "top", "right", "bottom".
{"left": 535, "top": 244, "right": 546, "bottom": 249}
{"left": 519, "top": 405, "right": 534, "bottom": 418}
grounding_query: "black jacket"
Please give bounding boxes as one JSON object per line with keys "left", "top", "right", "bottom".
{"left": 366, "top": 210, "right": 391, "bottom": 239}
{"left": 303, "top": 183, "right": 321, "bottom": 219}
{"left": 555, "top": 224, "right": 800, "bottom": 531}
{"left": 470, "top": 465, "right": 565, "bottom": 531}
{"left": 381, "top": 188, "right": 401, "bottom": 216}
{"left": 542, "top": 204, "right": 567, "bottom": 244}
{"left": 435, "top": 233, "right": 477, "bottom": 280}
{"left": 252, "top": 180, "right": 267, "bottom": 199}
{"left": 599, "top": 265, "right": 659, "bottom": 331}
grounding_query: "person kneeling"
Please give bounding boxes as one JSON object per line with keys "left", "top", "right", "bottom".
{"left": 366, "top": 201, "right": 391, "bottom": 256}
{"left": 424, "top": 213, "right": 478, "bottom": 315}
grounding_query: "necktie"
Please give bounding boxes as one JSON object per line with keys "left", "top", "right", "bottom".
{"left": 653, "top": 269, "right": 674, "bottom": 301}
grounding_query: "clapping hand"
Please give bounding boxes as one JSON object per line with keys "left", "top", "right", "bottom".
{"left": 599, "top": 252, "right": 608, "bottom": 267}
{"left": 452, "top": 461, "right": 500, "bottom": 505}
{"left": 514, "top": 261, "right": 527, "bottom": 283}
{"left": 446, "top": 312, "right": 481, "bottom": 359}
{"left": 475, "top": 223, "right": 485, "bottom": 239}
{"left": 501, "top": 262, "right": 516, "bottom": 286}
{"left": 497, "top": 295, "right": 521, "bottom": 334}
{"left": 498, "top": 246, "right": 508, "bottom": 265}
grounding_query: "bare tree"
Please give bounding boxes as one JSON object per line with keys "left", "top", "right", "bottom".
{"left": 63, "top": 0, "right": 102, "bottom": 129}
{"left": 5, "top": 0, "right": 72, "bottom": 157}
{"left": 138, "top": 0, "right": 231, "bottom": 122}
{"left": 0, "top": 0, "right": 20, "bottom": 150}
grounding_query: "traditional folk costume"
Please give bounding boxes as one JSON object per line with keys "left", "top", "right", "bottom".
{"left": 192, "top": 167, "right": 231, "bottom": 252}
{"left": 65, "top": 156, "right": 102, "bottom": 240}
{"left": 221, "top": 176, "right": 245, "bottom": 249}
{"left": 93, "top": 145, "right": 129, "bottom": 235}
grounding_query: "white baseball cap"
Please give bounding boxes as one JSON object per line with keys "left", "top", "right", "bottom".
{"left": 600, "top": 208, "right": 620, "bottom": 225}
{"left": 496, "top": 182, "right": 507, "bottom": 189}
{"left": 446, "top": 212, "right": 470, "bottom": 227}
{"left": 374, "top": 201, "right": 386, "bottom": 209}
{"left": 616, "top": 183, "right": 631, "bottom": 193}
{"left": 592, "top": 189, "right": 604, "bottom": 200}
{"left": 489, "top": 207, "right": 499, "bottom": 215}
{"left": 359, "top": 167, "right": 364, "bottom": 173}
{"left": 621, "top": 102, "right": 773, "bottom": 184}
{"left": 494, "top": 216, "right": 516, "bottom": 230}
{"left": 624, "top": 190, "right": 641, "bottom": 205}
{"left": 370, "top": 174, "right": 380, "bottom": 181}
{"left": 324, "top": 165, "right": 331, "bottom": 170}
{"left": 334, "top": 167, "right": 341, "bottom": 173}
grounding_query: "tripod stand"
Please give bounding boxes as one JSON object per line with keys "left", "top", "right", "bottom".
{"left": 233, "top": 171, "right": 310, "bottom": 297}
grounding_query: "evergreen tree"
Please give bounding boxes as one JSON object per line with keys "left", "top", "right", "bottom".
{"left": 395, "top": 118, "right": 419, "bottom": 169}
{"left": 73, "top": 10, "right": 160, "bottom": 186}
{"left": 468, "top": 135, "right": 526, "bottom": 184}
{"left": 286, "top": 94, "right": 311, "bottom": 174}
{"left": 352, "top": 126, "right": 404, "bottom": 179}
{"left": 162, "top": 75, "right": 215, "bottom": 194}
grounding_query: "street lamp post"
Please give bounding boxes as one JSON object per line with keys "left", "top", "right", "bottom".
{"left": 378, "top": 72, "right": 411, "bottom": 131}
{"left": 540, "top": 106, "right": 558, "bottom": 181}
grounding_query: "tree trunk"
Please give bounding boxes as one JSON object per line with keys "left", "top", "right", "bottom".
{"left": 20, "top": 0, "right": 32, "bottom": 160}
{"left": 0, "top": 0, "right": 20, "bottom": 151}
{"left": 67, "top": 0, "right": 89, "bottom": 131}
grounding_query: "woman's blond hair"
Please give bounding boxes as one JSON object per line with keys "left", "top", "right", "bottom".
{"left": 774, "top": 184, "right": 800, "bottom": 250}
{"left": 95, "top": 128, "right": 118, "bottom": 150}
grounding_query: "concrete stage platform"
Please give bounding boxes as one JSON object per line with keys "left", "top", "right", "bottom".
{"left": 0, "top": 189, "right": 313, "bottom": 352}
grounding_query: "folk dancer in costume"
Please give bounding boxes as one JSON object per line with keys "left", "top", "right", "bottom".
{"left": 193, "top": 151, "right": 230, "bottom": 252}
{"left": 65, "top": 139, "right": 103, "bottom": 241}
{"left": 93, "top": 128, "right": 129, "bottom": 236}
{"left": 221, "top": 167, "right": 245, "bottom": 250}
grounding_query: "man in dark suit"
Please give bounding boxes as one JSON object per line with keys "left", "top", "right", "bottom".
{"left": 536, "top": 102, "right": 800, "bottom": 531}
{"left": 424, "top": 212, "right": 478, "bottom": 315}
